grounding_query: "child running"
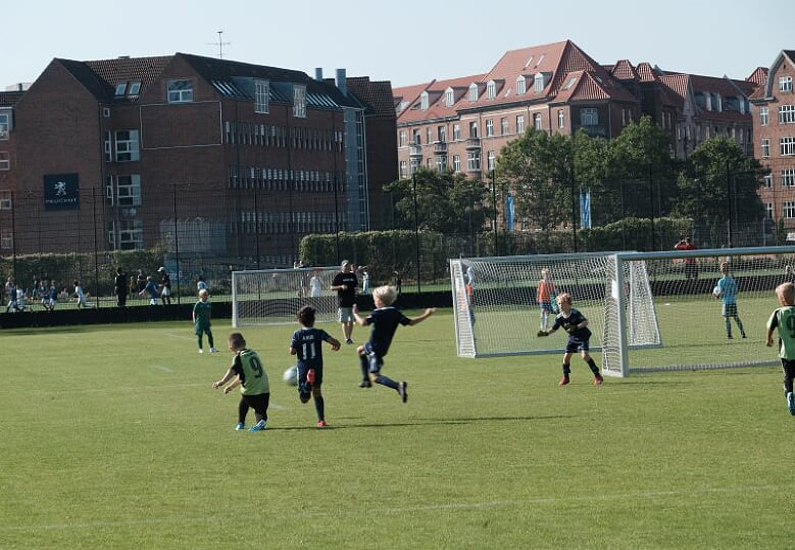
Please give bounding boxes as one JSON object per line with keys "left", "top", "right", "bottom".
{"left": 352, "top": 285, "right": 436, "bottom": 400}
{"left": 766, "top": 282, "right": 795, "bottom": 416}
{"left": 211, "top": 332, "right": 270, "bottom": 432}
{"left": 536, "top": 268, "right": 557, "bottom": 332}
{"left": 289, "top": 305, "right": 341, "bottom": 427}
{"left": 193, "top": 289, "right": 217, "bottom": 354}
{"left": 715, "top": 262, "right": 746, "bottom": 339}
{"left": 539, "top": 292, "right": 603, "bottom": 386}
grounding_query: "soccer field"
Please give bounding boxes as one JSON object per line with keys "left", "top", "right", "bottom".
{"left": 0, "top": 310, "right": 792, "bottom": 549}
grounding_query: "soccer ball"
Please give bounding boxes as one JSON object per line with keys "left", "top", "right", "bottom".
{"left": 712, "top": 286, "right": 721, "bottom": 298}
{"left": 283, "top": 366, "right": 298, "bottom": 386}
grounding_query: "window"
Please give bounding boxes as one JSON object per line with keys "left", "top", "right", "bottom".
{"left": 293, "top": 85, "right": 306, "bottom": 118}
{"left": 516, "top": 76, "right": 526, "bottom": 96}
{"left": 426, "top": 128, "right": 433, "bottom": 144}
{"left": 761, "top": 138, "right": 770, "bottom": 157}
{"left": 580, "top": 108, "right": 598, "bottom": 126}
{"left": 486, "top": 119, "right": 494, "bottom": 137}
{"left": 779, "top": 105, "right": 795, "bottom": 124}
{"left": 255, "top": 80, "right": 270, "bottom": 113}
{"left": 0, "top": 151, "right": 9, "bottom": 170}
{"left": 487, "top": 151, "right": 496, "bottom": 171}
{"left": 109, "top": 220, "right": 143, "bottom": 250}
{"left": 106, "top": 175, "right": 142, "bottom": 206}
{"left": 516, "top": 115, "right": 525, "bottom": 133}
{"left": 486, "top": 81, "right": 496, "bottom": 100}
{"left": 399, "top": 131, "right": 407, "bottom": 147}
{"left": 534, "top": 74, "right": 545, "bottom": 93}
{"left": 453, "top": 124, "right": 460, "bottom": 141}
{"left": 558, "top": 109, "right": 565, "bottom": 129}
{"left": 114, "top": 82, "right": 127, "bottom": 97}
{"left": 467, "top": 151, "right": 481, "bottom": 171}
{"left": 469, "top": 83, "right": 479, "bottom": 102}
{"left": 409, "top": 157, "right": 419, "bottom": 173}
{"left": 1, "top": 232, "right": 12, "bottom": 250}
{"left": 104, "top": 132, "right": 112, "bottom": 162}
{"left": 0, "top": 111, "right": 11, "bottom": 139}
{"left": 115, "top": 130, "right": 140, "bottom": 162}
{"left": 781, "top": 136, "right": 795, "bottom": 156}
{"left": 0, "top": 191, "right": 11, "bottom": 210}
{"left": 562, "top": 77, "right": 577, "bottom": 90}
{"left": 469, "top": 122, "right": 478, "bottom": 139}
{"left": 445, "top": 88, "right": 455, "bottom": 107}
{"left": 438, "top": 126, "right": 447, "bottom": 143}
{"left": 501, "top": 117, "right": 509, "bottom": 135}
{"left": 412, "top": 130, "right": 421, "bottom": 145}
{"left": 783, "top": 169, "right": 795, "bottom": 187}
{"left": 436, "top": 155, "right": 447, "bottom": 172}
{"left": 780, "top": 76, "right": 793, "bottom": 92}
{"left": 785, "top": 201, "right": 795, "bottom": 219}
{"left": 534, "top": 113, "right": 542, "bottom": 130}
{"left": 766, "top": 203, "right": 774, "bottom": 219}
{"left": 760, "top": 106, "right": 769, "bottom": 126}
{"left": 426, "top": 158, "right": 433, "bottom": 168}
{"left": 764, "top": 174, "right": 773, "bottom": 188}
{"left": 167, "top": 79, "right": 193, "bottom": 103}
{"left": 453, "top": 155, "right": 461, "bottom": 172}
{"left": 128, "top": 82, "right": 141, "bottom": 96}
{"left": 420, "top": 92, "right": 429, "bottom": 110}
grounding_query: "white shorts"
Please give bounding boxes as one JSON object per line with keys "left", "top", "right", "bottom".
{"left": 338, "top": 307, "right": 354, "bottom": 323}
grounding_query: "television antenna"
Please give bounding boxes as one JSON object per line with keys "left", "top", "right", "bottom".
{"left": 208, "top": 30, "right": 231, "bottom": 59}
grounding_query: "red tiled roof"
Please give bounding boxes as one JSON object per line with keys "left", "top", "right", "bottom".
{"left": 659, "top": 74, "right": 689, "bottom": 103}
{"left": 610, "top": 59, "right": 639, "bottom": 81}
{"left": 635, "top": 62, "right": 659, "bottom": 83}
{"left": 346, "top": 77, "right": 395, "bottom": 118}
{"left": 396, "top": 73, "right": 485, "bottom": 124}
{"left": 746, "top": 67, "right": 769, "bottom": 87}
{"left": 689, "top": 74, "right": 755, "bottom": 97}
{"left": 84, "top": 56, "right": 172, "bottom": 99}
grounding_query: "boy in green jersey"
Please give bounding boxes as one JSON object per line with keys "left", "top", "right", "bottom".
{"left": 212, "top": 333, "right": 270, "bottom": 431}
{"left": 193, "top": 289, "right": 217, "bottom": 354}
{"left": 766, "top": 282, "right": 795, "bottom": 416}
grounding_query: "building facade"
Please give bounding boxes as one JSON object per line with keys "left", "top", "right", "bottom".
{"left": 750, "top": 50, "right": 795, "bottom": 226}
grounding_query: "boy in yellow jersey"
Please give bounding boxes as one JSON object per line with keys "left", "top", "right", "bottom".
{"left": 766, "top": 282, "right": 795, "bottom": 416}
{"left": 212, "top": 333, "right": 270, "bottom": 431}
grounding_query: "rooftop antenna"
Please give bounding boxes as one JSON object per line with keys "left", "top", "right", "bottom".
{"left": 208, "top": 30, "right": 231, "bottom": 59}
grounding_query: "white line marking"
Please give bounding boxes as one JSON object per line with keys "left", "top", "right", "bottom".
{"left": 162, "top": 332, "right": 195, "bottom": 341}
{"left": 149, "top": 365, "right": 173, "bottom": 373}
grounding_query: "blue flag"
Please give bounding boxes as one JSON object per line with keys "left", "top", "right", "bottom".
{"left": 505, "top": 195, "right": 515, "bottom": 231}
{"left": 579, "top": 190, "right": 592, "bottom": 229}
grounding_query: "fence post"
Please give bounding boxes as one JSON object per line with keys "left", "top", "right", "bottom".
{"left": 172, "top": 185, "right": 181, "bottom": 305}
{"left": 92, "top": 187, "right": 100, "bottom": 308}
{"left": 412, "top": 173, "right": 421, "bottom": 295}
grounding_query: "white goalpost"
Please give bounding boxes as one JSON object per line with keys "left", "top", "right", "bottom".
{"left": 232, "top": 266, "right": 341, "bottom": 327}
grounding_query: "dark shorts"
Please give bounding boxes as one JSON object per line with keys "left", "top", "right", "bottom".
{"left": 241, "top": 392, "right": 270, "bottom": 418}
{"left": 722, "top": 303, "right": 738, "bottom": 317}
{"left": 297, "top": 363, "right": 323, "bottom": 387}
{"left": 194, "top": 323, "right": 212, "bottom": 336}
{"left": 565, "top": 336, "right": 590, "bottom": 353}
{"left": 364, "top": 342, "right": 385, "bottom": 373}
{"left": 539, "top": 301, "right": 553, "bottom": 312}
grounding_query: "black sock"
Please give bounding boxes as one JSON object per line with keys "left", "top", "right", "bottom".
{"left": 208, "top": 332, "right": 214, "bottom": 348}
{"left": 314, "top": 395, "right": 325, "bottom": 421}
{"left": 375, "top": 375, "right": 399, "bottom": 390}
{"left": 562, "top": 363, "right": 571, "bottom": 375}
{"left": 238, "top": 398, "right": 249, "bottom": 424}
{"left": 359, "top": 355, "right": 370, "bottom": 381}
{"left": 587, "top": 358, "right": 599, "bottom": 374}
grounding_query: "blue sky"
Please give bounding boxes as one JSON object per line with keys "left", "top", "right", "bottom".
{"left": 1, "top": 0, "right": 788, "bottom": 89}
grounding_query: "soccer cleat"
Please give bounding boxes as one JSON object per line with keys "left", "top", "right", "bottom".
{"left": 593, "top": 373, "right": 604, "bottom": 386}
{"left": 210, "top": 347, "right": 219, "bottom": 353}
{"left": 345, "top": 338, "right": 353, "bottom": 345}
{"left": 788, "top": 392, "right": 795, "bottom": 416}
{"left": 198, "top": 349, "right": 204, "bottom": 354}
{"left": 307, "top": 369, "right": 316, "bottom": 385}
{"left": 317, "top": 420, "right": 327, "bottom": 428}
{"left": 235, "top": 423, "right": 245, "bottom": 431}
{"left": 248, "top": 420, "right": 267, "bottom": 432}
{"left": 559, "top": 375, "right": 570, "bottom": 386}
{"left": 741, "top": 333, "right": 747, "bottom": 339}
{"left": 359, "top": 380, "right": 372, "bottom": 388}
{"left": 727, "top": 335, "right": 733, "bottom": 339}
{"left": 399, "top": 381, "right": 408, "bottom": 403}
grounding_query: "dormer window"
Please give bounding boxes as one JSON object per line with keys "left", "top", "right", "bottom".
{"left": 255, "top": 80, "right": 270, "bottom": 113}
{"left": 486, "top": 81, "right": 496, "bottom": 100}
{"left": 562, "top": 77, "right": 577, "bottom": 90}
{"left": 445, "top": 88, "right": 454, "bottom": 107}
{"left": 516, "top": 76, "right": 526, "bottom": 96}
{"left": 705, "top": 93, "right": 712, "bottom": 111}
{"left": 469, "top": 83, "right": 479, "bottom": 102}
{"left": 421, "top": 91, "right": 429, "bottom": 110}
{"left": 128, "top": 82, "right": 141, "bottom": 96}
{"left": 115, "top": 83, "right": 127, "bottom": 97}
{"left": 534, "top": 74, "right": 545, "bottom": 93}
{"left": 715, "top": 94, "right": 723, "bottom": 112}
{"left": 293, "top": 84, "right": 306, "bottom": 118}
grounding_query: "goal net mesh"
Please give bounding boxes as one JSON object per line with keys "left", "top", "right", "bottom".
{"left": 232, "top": 267, "right": 341, "bottom": 327}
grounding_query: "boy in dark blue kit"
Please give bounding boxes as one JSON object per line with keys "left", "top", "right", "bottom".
{"left": 539, "top": 292, "right": 603, "bottom": 386}
{"left": 289, "top": 305, "right": 341, "bottom": 427}
{"left": 352, "top": 285, "right": 436, "bottom": 401}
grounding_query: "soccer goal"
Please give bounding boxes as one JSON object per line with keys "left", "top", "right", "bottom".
{"left": 449, "top": 252, "right": 661, "bottom": 361}
{"left": 232, "top": 266, "right": 341, "bottom": 327}
{"left": 602, "top": 246, "right": 795, "bottom": 377}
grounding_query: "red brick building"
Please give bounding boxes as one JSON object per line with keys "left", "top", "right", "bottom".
{"left": 0, "top": 54, "right": 396, "bottom": 266}
{"left": 750, "top": 50, "right": 795, "bottom": 226}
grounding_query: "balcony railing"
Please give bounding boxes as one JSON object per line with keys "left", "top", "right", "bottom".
{"left": 465, "top": 138, "right": 481, "bottom": 150}
{"left": 409, "top": 145, "right": 423, "bottom": 157}
{"left": 433, "top": 142, "right": 447, "bottom": 155}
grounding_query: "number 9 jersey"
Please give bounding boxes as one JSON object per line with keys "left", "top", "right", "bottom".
{"left": 768, "top": 306, "right": 795, "bottom": 360}
{"left": 231, "top": 349, "right": 270, "bottom": 395}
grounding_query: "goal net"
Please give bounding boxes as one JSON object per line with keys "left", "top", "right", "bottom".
{"left": 450, "top": 253, "right": 661, "bottom": 360}
{"left": 232, "top": 266, "right": 341, "bottom": 327}
{"left": 603, "top": 246, "right": 795, "bottom": 376}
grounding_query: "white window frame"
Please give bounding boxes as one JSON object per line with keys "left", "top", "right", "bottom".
{"left": 436, "top": 155, "right": 447, "bottom": 172}
{"left": 760, "top": 106, "right": 769, "bottom": 126}
{"left": 516, "top": 115, "right": 525, "bottom": 133}
{"left": 534, "top": 113, "right": 542, "bottom": 131}
{"left": 487, "top": 150, "right": 496, "bottom": 171}
{"left": 580, "top": 108, "right": 598, "bottom": 127}
{"left": 469, "top": 83, "right": 479, "bottom": 102}
{"left": 516, "top": 76, "right": 526, "bottom": 96}
{"left": 453, "top": 124, "right": 460, "bottom": 141}
{"left": 764, "top": 174, "right": 773, "bottom": 188}
{"left": 128, "top": 82, "right": 142, "bottom": 96}
{"left": 501, "top": 117, "right": 509, "bottom": 135}
{"left": 445, "top": 88, "right": 454, "bottom": 107}
{"left": 0, "top": 191, "right": 11, "bottom": 210}
{"left": 255, "top": 80, "right": 270, "bottom": 114}
{"left": 399, "top": 131, "right": 407, "bottom": 147}
{"left": 534, "top": 74, "right": 545, "bottom": 93}
{"left": 486, "top": 81, "right": 496, "bottom": 100}
{"left": 779, "top": 105, "right": 795, "bottom": 124}
{"left": 115, "top": 130, "right": 140, "bottom": 162}
{"left": 438, "top": 126, "right": 447, "bottom": 143}
{"left": 486, "top": 119, "right": 494, "bottom": 137}
{"left": 558, "top": 109, "right": 565, "bottom": 129}
{"left": 167, "top": 79, "right": 194, "bottom": 103}
{"left": 781, "top": 136, "right": 795, "bottom": 156}
{"left": 0, "top": 151, "right": 10, "bottom": 171}
{"left": 766, "top": 202, "right": 774, "bottom": 219}
{"left": 453, "top": 155, "right": 461, "bottom": 172}
{"left": 293, "top": 85, "right": 307, "bottom": 118}
{"left": 0, "top": 111, "right": 11, "bottom": 139}
{"left": 116, "top": 175, "right": 142, "bottom": 206}
{"left": 783, "top": 169, "right": 795, "bottom": 187}
{"left": 1, "top": 232, "right": 12, "bottom": 250}
{"left": 761, "top": 138, "right": 770, "bottom": 158}
{"left": 467, "top": 150, "right": 481, "bottom": 171}
{"left": 785, "top": 201, "right": 795, "bottom": 219}
{"left": 469, "top": 122, "right": 478, "bottom": 139}
{"left": 780, "top": 76, "right": 793, "bottom": 92}
{"left": 115, "top": 82, "right": 127, "bottom": 97}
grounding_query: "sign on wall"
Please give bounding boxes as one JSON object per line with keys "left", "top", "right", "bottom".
{"left": 43, "top": 173, "right": 79, "bottom": 210}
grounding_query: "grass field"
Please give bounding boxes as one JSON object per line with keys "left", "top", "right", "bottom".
{"left": 0, "top": 309, "right": 793, "bottom": 549}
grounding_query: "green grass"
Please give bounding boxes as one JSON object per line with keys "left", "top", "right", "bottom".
{"left": 0, "top": 310, "right": 792, "bottom": 549}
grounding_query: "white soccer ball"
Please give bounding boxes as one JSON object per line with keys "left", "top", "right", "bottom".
{"left": 712, "top": 286, "right": 721, "bottom": 298}
{"left": 283, "top": 366, "right": 298, "bottom": 386}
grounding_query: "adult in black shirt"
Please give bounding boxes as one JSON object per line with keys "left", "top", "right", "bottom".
{"left": 114, "top": 268, "right": 128, "bottom": 307}
{"left": 158, "top": 267, "right": 172, "bottom": 305}
{"left": 330, "top": 260, "right": 358, "bottom": 345}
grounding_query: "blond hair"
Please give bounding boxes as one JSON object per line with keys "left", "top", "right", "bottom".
{"left": 776, "top": 282, "right": 795, "bottom": 306}
{"left": 555, "top": 292, "right": 572, "bottom": 306}
{"left": 372, "top": 285, "right": 397, "bottom": 306}
{"left": 198, "top": 288, "right": 209, "bottom": 299}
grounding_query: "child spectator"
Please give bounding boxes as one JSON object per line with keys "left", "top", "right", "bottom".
{"left": 73, "top": 280, "right": 93, "bottom": 309}
{"left": 139, "top": 276, "right": 158, "bottom": 305}
{"left": 536, "top": 268, "right": 557, "bottom": 332}
{"left": 212, "top": 332, "right": 270, "bottom": 432}
{"left": 714, "top": 262, "right": 746, "bottom": 339}
{"left": 352, "top": 285, "right": 436, "bottom": 398}
{"left": 289, "top": 305, "right": 341, "bottom": 427}
{"left": 539, "top": 292, "right": 603, "bottom": 386}
{"left": 766, "top": 282, "right": 795, "bottom": 416}
{"left": 197, "top": 275, "right": 208, "bottom": 292}
{"left": 157, "top": 267, "right": 172, "bottom": 305}
{"left": 193, "top": 289, "right": 217, "bottom": 354}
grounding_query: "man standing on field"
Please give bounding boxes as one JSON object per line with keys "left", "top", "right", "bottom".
{"left": 330, "top": 260, "right": 358, "bottom": 345}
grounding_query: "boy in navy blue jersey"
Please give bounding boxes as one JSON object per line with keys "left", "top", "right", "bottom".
{"left": 290, "top": 305, "right": 341, "bottom": 427}
{"left": 539, "top": 292, "right": 603, "bottom": 386}
{"left": 352, "top": 285, "right": 436, "bottom": 401}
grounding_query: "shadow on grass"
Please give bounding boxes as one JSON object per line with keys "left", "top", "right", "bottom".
{"left": 271, "top": 414, "right": 572, "bottom": 431}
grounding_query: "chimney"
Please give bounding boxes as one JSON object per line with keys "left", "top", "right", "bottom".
{"left": 315, "top": 68, "right": 324, "bottom": 81}
{"left": 336, "top": 68, "right": 347, "bottom": 96}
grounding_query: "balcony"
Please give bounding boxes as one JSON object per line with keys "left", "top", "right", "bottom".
{"left": 409, "top": 145, "right": 423, "bottom": 157}
{"left": 576, "top": 125, "right": 607, "bottom": 138}
{"left": 465, "top": 138, "right": 481, "bottom": 150}
{"left": 433, "top": 142, "right": 447, "bottom": 155}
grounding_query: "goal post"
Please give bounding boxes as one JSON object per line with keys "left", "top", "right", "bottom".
{"left": 603, "top": 246, "right": 795, "bottom": 377}
{"left": 232, "top": 266, "right": 341, "bottom": 327}
{"left": 449, "top": 252, "right": 661, "bottom": 360}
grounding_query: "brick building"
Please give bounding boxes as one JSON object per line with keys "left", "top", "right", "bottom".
{"left": 0, "top": 53, "right": 396, "bottom": 266}
{"left": 750, "top": 50, "right": 795, "bottom": 226}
